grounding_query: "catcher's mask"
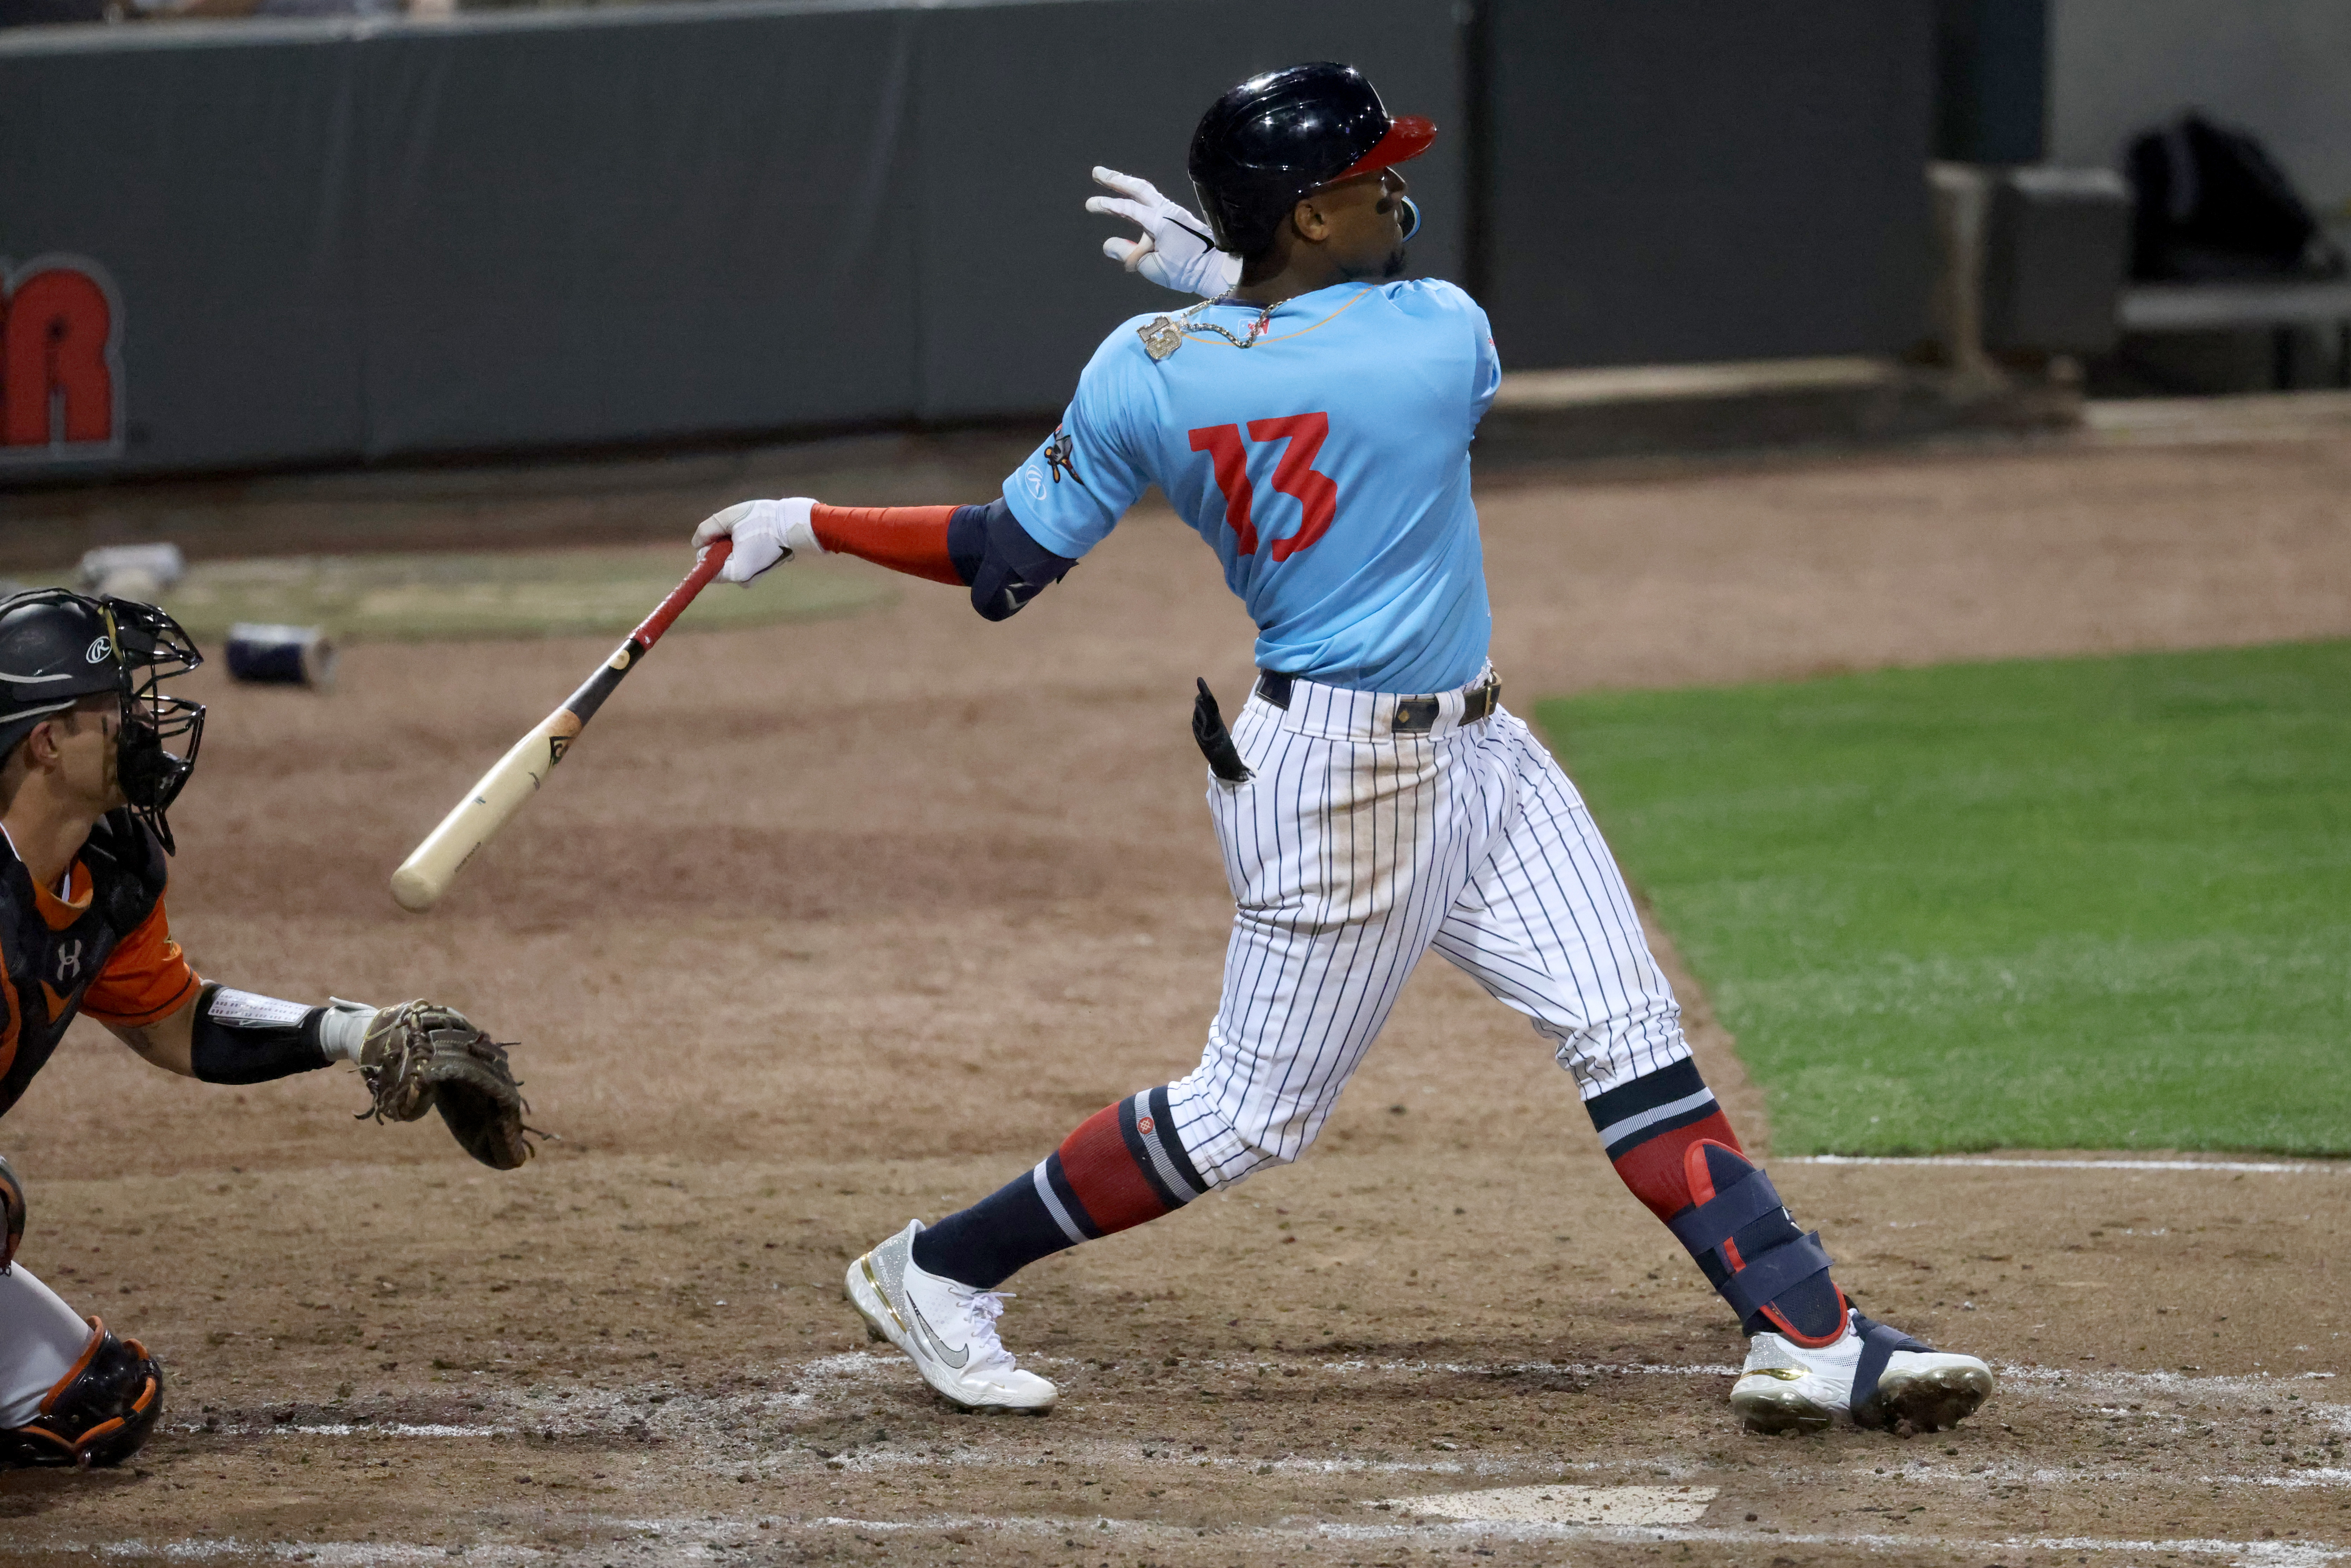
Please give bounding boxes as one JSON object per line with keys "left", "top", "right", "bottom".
{"left": 0, "top": 589, "right": 205, "bottom": 853}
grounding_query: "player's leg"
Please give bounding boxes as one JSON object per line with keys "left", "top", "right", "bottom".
{"left": 1430, "top": 711, "right": 1992, "bottom": 1433}
{"left": 1, "top": 1268, "right": 165, "bottom": 1468}
{"left": 0, "top": 1266, "right": 99, "bottom": 1430}
{"left": 850, "top": 689, "right": 1486, "bottom": 1411}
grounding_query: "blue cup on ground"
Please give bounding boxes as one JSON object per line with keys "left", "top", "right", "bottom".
{"left": 225, "top": 623, "right": 336, "bottom": 690}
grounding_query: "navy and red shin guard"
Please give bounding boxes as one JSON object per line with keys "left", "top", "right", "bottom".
{"left": 911, "top": 1087, "right": 1207, "bottom": 1290}
{"left": 1586, "top": 1060, "right": 1848, "bottom": 1347}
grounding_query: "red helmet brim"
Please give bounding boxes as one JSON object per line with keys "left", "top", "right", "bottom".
{"left": 1333, "top": 114, "right": 1437, "bottom": 182}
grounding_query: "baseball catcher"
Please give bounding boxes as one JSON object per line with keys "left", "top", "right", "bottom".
{"left": 691, "top": 63, "right": 1992, "bottom": 1437}
{"left": 0, "top": 589, "right": 530, "bottom": 1470}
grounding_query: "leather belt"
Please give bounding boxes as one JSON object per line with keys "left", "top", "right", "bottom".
{"left": 1255, "top": 670, "right": 1502, "bottom": 734}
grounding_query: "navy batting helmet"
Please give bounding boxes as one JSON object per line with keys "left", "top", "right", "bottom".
{"left": 0, "top": 589, "right": 204, "bottom": 852}
{"left": 1186, "top": 62, "right": 1436, "bottom": 259}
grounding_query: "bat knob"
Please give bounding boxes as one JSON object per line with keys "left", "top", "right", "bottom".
{"left": 389, "top": 862, "right": 443, "bottom": 913}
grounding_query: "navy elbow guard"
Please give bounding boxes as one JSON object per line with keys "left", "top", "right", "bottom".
{"left": 189, "top": 984, "right": 329, "bottom": 1084}
{"left": 947, "top": 500, "right": 1076, "bottom": 622}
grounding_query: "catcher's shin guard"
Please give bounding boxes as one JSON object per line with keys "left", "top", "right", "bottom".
{"left": 0, "top": 1318, "right": 163, "bottom": 1468}
{"left": 1671, "top": 1141, "right": 1848, "bottom": 1345}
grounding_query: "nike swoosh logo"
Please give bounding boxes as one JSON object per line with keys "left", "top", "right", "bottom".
{"left": 906, "top": 1297, "right": 969, "bottom": 1371}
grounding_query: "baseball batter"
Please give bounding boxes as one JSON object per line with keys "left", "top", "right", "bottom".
{"left": 0, "top": 589, "right": 530, "bottom": 1470}
{"left": 695, "top": 63, "right": 1993, "bottom": 1436}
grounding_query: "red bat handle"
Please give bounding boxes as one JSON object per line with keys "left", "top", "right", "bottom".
{"left": 631, "top": 538, "right": 732, "bottom": 650}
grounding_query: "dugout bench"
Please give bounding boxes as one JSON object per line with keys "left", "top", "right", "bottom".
{"left": 2118, "top": 278, "right": 2351, "bottom": 391}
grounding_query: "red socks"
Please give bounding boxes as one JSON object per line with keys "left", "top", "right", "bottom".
{"left": 1585, "top": 1060, "right": 1848, "bottom": 1345}
{"left": 1045, "top": 1089, "right": 1209, "bottom": 1237}
{"left": 1610, "top": 1104, "right": 1745, "bottom": 1222}
{"left": 911, "top": 1087, "right": 1209, "bottom": 1290}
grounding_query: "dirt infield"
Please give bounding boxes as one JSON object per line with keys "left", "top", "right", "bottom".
{"left": 3, "top": 430, "right": 2349, "bottom": 1564}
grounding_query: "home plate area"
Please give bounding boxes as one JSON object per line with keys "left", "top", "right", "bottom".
{"left": 1380, "top": 1482, "right": 1718, "bottom": 1525}
{"left": 12, "top": 1347, "right": 2344, "bottom": 1565}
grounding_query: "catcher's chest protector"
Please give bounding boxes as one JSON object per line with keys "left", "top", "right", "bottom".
{"left": 0, "top": 813, "right": 167, "bottom": 1119}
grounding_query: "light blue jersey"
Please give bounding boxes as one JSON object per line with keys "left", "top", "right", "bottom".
{"left": 1002, "top": 278, "right": 1502, "bottom": 694}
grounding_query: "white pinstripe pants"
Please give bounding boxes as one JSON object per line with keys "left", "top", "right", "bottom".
{"left": 1167, "top": 669, "right": 1692, "bottom": 1187}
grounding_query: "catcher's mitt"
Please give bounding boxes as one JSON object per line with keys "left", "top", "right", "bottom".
{"left": 355, "top": 1001, "right": 538, "bottom": 1170}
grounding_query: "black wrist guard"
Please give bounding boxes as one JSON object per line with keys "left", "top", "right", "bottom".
{"left": 189, "top": 984, "right": 329, "bottom": 1085}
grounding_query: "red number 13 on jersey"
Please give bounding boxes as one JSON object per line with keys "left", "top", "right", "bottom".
{"left": 1188, "top": 412, "right": 1339, "bottom": 562}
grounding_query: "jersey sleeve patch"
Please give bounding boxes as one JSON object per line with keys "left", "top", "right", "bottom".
{"left": 1001, "top": 333, "right": 1157, "bottom": 559}
{"left": 78, "top": 896, "right": 201, "bottom": 1028}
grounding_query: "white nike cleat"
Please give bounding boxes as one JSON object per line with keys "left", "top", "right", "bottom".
{"left": 844, "top": 1220, "right": 1057, "bottom": 1414}
{"left": 1731, "top": 1309, "right": 1994, "bottom": 1435}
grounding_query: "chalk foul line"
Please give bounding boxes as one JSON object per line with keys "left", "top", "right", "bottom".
{"left": 1792, "top": 1155, "right": 2344, "bottom": 1175}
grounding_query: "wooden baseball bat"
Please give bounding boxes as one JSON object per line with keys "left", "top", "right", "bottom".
{"left": 389, "top": 539, "right": 733, "bottom": 912}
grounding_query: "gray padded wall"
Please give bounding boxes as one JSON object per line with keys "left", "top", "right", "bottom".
{"left": 908, "top": 0, "right": 1466, "bottom": 422}
{"left": 2, "top": 0, "right": 1940, "bottom": 477}
{"left": 1484, "top": 0, "right": 1936, "bottom": 368}
{"left": 355, "top": 3, "right": 922, "bottom": 459}
{"left": 0, "top": 0, "right": 1460, "bottom": 476}
{"left": 0, "top": 24, "right": 366, "bottom": 473}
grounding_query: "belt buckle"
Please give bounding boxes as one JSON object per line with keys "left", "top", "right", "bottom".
{"left": 1392, "top": 697, "right": 1439, "bottom": 734}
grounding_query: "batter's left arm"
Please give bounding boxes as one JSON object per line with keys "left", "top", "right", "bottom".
{"left": 691, "top": 498, "right": 1076, "bottom": 623}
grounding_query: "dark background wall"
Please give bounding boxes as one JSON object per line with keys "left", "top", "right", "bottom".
{"left": 1480, "top": 0, "right": 1936, "bottom": 369}
{"left": 1934, "top": 0, "right": 2048, "bottom": 165}
{"left": 0, "top": 0, "right": 1938, "bottom": 480}
{"left": 903, "top": 0, "right": 1466, "bottom": 423}
{"left": 352, "top": 4, "right": 926, "bottom": 460}
{"left": 0, "top": 23, "right": 368, "bottom": 472}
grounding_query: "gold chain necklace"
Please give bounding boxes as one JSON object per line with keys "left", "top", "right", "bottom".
{"left": 1138, "top": 297, "right": 1278, "bottom": 361}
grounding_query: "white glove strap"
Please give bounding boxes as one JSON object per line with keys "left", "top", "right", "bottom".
{"left": 732, "top": 497, "right": 824, "bottom": 560}
{"left": 320, "top": 998, "right": 377, "bottom": 1065}
{"left": 769, "top": 497, "right": 824, "bottom": 559}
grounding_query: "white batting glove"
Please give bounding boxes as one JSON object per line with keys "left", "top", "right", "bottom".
{"left": 691, "top": 498, "right": 824, "bottom": 585}
{"left": 1086, "top": 166, "right": 1242, "bottom": 298}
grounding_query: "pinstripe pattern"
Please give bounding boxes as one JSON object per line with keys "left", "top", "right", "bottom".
{"left": 1166, "top": 668, "right": 1691, "bottom": 1188}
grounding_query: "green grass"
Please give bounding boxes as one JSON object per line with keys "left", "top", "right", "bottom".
{"left": 1535, "top": 642, "right": 2351, "bottom": 1156}
{"left": 25, "top": 548, "right": 890, "bottom": 644}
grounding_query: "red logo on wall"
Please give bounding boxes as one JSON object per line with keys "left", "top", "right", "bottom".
{"left": 0, "top": 255, "right": 125, "bottom": 464}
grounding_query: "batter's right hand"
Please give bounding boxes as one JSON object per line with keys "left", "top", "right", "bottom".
{"left": 1086, "top": 167, "right": 1243, "bottom": 298}
{"left": 693, "top": 498, "right": 823, "bottom": 584}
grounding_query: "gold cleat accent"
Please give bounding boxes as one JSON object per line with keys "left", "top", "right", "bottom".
{"left": 1731, "top": 1375, "right": 1837, "bottom": 1435}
